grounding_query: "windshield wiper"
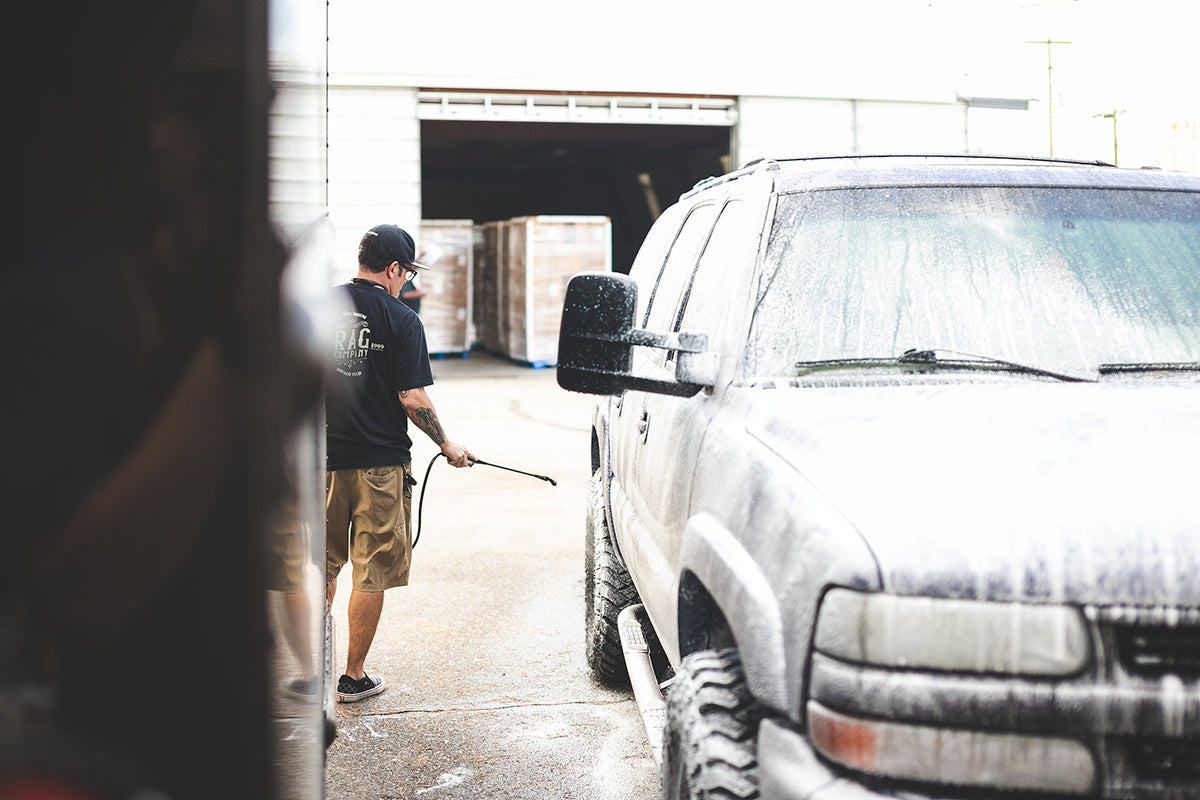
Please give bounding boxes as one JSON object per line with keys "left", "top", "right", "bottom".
{"left": 795, "top": 348, "right": 1097, "bottom": 383}
{"left": 1099, "top": 361, "right": 1200, "bottom": 375}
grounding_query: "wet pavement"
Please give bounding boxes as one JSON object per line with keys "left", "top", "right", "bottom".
{"left": 321, "top": 351, "right": 660, "bottom": 800}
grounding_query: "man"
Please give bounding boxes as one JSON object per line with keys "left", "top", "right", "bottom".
{"left": 325, "top": 223, "right": 474, "bottom": 702}
{"left": 400, "top": 246, "right": 438, "bottom": 313}
{"left": 399, "top": 276, "right": 425, "bottom": 314}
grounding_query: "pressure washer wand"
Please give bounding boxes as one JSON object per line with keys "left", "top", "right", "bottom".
{"left": 415, "top": 452, "right": 557, "bottom": 548}
{"left": 468, "top": 456, "right": 557, "bottom": 486}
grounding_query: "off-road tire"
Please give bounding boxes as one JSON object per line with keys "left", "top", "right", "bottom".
{"left": 662, "top": 648, "right": 762, "bottom": 800}
{"left": 584, "top": 469, "right": 639, "bottom": 686}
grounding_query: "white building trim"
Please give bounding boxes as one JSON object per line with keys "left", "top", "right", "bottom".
{"left": 416, "top": 90, "right": 738, "bottom": 127}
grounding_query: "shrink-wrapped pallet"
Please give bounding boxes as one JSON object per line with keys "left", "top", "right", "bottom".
{"left": 472, "top": 220, "right": 508, "bottom": 355}
{"left": 503, "top": 215, "right": 612, "bottom": 366}
{"left": 417, "top": 220, "right": 474, "bottom": 355}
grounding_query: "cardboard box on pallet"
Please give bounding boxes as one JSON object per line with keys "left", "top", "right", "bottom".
{"left": 472, "top": 220, "right": 508, "bottom": 355}
{"left": 417, "top": 220, "right": 474, "bottom": 355}
{"left": 503, "top": 215, "right": 612, "bottom": 366}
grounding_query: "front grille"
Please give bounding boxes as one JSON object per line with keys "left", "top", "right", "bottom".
{"left": 1114, "top": 623, "right": 1200, "bottom": 679}
{"left": 1121, "top": 736, "right": 1200, "bottom": 784}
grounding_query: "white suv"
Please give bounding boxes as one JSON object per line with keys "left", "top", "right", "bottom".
{"left": 558, "top": 155, "right": 1200, "bottom": 800}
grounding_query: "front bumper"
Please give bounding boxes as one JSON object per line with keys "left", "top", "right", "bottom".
{"left": 806, "top": 651, "right": 1200, "bottom": 799}
{"left": 759, "top": 717, "right": 1107, "bottom": 800}
{"left": 758, "top": 718, "right": 903, "bottom": 800}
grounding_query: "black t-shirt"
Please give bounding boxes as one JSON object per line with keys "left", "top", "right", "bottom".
{"left": 326, "top": 280, "right": 434, "bottom": 469}
{"left": 400, "top": 278, "right": 420, "bottom": 314}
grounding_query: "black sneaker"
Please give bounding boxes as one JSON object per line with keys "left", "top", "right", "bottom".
{"left": 283, "top": 676, "right": 320, "bottom": 701}
{"left": 336, "top": 673, "right": 385, "bottom": 703}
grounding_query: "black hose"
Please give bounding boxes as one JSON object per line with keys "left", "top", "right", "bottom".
{"left": 414, "top": 451, "right": 444, "bottom": 548}
{"left": 413, "top": 452, "right": 557, "bottom": 548}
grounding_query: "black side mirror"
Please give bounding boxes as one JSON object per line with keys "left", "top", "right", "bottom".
{"left": 557, "top": 272, "right": 636, "bottom": 395}
{"left": 557, "top": 272, "right": 711, "bottom": 397}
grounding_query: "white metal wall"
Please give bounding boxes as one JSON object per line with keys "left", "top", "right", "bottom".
{"left": 269, "top": 54, "right": 336, "bottom": 317}
{"left": 327, "top": 86, "right": 422, "bottom": 287}
{"left": 269, "top": 64, "right": 327, "bottom": 240}
{"left": 734, "top": 95, "right": 969, "bottom": 168}
{"left": 856, "top": 100, "right": 969, "bottom": 154}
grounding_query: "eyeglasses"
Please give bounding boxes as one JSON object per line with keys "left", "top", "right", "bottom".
{"left": 404, "top": 266, "right": 418, "bottom": 282}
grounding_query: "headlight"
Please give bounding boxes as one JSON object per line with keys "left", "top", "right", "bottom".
{"left": 814, "top": 589, "right": 1090, "bottom": 676}
{"left": 807, "top": 701, "right": 1096, "bottom": 795}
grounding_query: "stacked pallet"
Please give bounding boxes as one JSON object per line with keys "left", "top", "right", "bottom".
{"left": 420, "top": 215, "right": 612, "bottom": 365}
{"left": 472, "top": 220, "right": 509, "bottom": 357}
{"left": 416, "top": 220, "right": 475, "bottom": 355}
{"left": 501, "top": 216, "right": 612, "bottom": 366}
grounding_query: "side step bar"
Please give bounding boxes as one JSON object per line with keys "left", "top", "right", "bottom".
{"left": 618, "top": 604, "right": 667, "bottom": 767}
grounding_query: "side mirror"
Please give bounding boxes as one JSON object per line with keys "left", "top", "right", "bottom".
{"left": 557, "top": 272, "right": 711, "bottom": 397}
{"left": 556, "top": 272, "right": 636, "bottom": 395}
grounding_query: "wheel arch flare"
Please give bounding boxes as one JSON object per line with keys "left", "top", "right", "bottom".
{"left": 678, "top": 512, "right": 790, "bottom": 714}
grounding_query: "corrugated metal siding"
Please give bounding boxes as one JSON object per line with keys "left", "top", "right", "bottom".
{"left": 735, "top": 96, "right": 968, "bottom": 168}
{"left": 269, "top": 63, "right": 326, "bottom": 240}
{"left": 327, "top": 86, "right": 422, "bottom": 286}
{"left": 735, "top": 97, "right": 856, "bottom": 165}
{"left": 855, "top": 100, "right": 968, "bottom": 154}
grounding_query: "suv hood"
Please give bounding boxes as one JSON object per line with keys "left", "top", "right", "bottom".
{"left": 746, "top": 379, "right": 1200, "bottom": 606}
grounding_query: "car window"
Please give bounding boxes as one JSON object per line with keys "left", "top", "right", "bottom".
{"left": 643, "top": 203, "right": 718, "bottom": 332}
{"left": 746, "top": 186, "right": 1200, "bottom": 379}
{"left": 676, "top": 199, "right": 759, "bottom": 338}
{"left": 628, "top": 203, "right": 687, "bottom": 325}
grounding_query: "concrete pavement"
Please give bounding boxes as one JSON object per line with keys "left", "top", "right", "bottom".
{"left": 321, "top": 351, "right": 660, "bottom": 800}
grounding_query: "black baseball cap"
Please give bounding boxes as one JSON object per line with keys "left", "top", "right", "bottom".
{"left": 359, "top": 224, "right": 429, "bottom": 270}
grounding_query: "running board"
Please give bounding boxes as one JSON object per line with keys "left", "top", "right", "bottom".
{"left": 618, "top": 604, "right": 667, "bottom": 767}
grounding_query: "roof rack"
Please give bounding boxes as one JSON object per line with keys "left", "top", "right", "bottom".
{"left": 681, "top": 158, "right": 782, "bottom": 200}
{"left": 680, "top": 153, "right": 1118, "bottom": 201}
{"left": 765, "top": 153, "right": 1116, "bottom": 169}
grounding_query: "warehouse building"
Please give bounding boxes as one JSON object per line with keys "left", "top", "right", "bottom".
{"left": 269, "top": 3, "right": 1035, "bottom": 361}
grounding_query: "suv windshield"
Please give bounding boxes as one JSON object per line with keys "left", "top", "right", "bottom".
{"left": 747, "top": 186, "right": 1200, "bottom": 379}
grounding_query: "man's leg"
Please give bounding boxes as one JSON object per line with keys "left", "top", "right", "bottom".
{"left": 281, "top": 590, "right": 315, "bottom": 680}
{"left": 344, "top": 588, "right": 383, "bottom": 680}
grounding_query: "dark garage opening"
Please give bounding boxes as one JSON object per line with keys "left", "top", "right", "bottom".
{"left": 420, "top": 119, "right": 730, "bottom": 272}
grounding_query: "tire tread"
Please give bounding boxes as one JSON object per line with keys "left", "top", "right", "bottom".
{"left": 584, "top": 470, "right": 638, "bottom": 686}
{"left": 663, "top": 648, "right": 761, "bottom": 800}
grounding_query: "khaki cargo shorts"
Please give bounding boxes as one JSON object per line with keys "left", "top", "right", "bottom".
{"left": 325, "top": 463, "right": 413, "bottom": 591}
{"left": 265, "top": 493, "right": 305, "bottom": 594}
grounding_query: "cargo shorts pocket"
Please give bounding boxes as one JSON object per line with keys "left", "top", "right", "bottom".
{"left": 361, "top": 465, "right": 402, "bottom": 532}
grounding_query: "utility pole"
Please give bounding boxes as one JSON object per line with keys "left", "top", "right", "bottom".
{"left": 1027, "top": 39, "right": 1071, "bottom": 156}
{"left": 1093, "top": 109, "right": 1125, "bottom": 166}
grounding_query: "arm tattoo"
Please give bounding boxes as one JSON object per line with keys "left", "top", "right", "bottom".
{"left": 410, "top": 406, "right": 447, "bottom": 446}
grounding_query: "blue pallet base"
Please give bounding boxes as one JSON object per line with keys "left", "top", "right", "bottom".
{"left": 500, "top": 354, "right": 556, "bottom": 369}
{"left": 455, "top": 346, "right": 556, "bottom": 369}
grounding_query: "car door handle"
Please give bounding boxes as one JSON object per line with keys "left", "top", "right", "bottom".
{"left": 638, "top": 409, "right": 650, "bottom": 443}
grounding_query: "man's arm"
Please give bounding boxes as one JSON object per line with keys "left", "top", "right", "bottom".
{"left": 399, "top": 386, "right": 474, "bottom": 467}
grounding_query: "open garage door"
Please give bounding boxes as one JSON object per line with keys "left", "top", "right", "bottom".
{"left": 418, "top": 91, "right": 736, "bottom": 272}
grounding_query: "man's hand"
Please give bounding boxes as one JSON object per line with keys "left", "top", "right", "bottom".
{"left": 440, "top": 440, "right": 474, "bottom": 468}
